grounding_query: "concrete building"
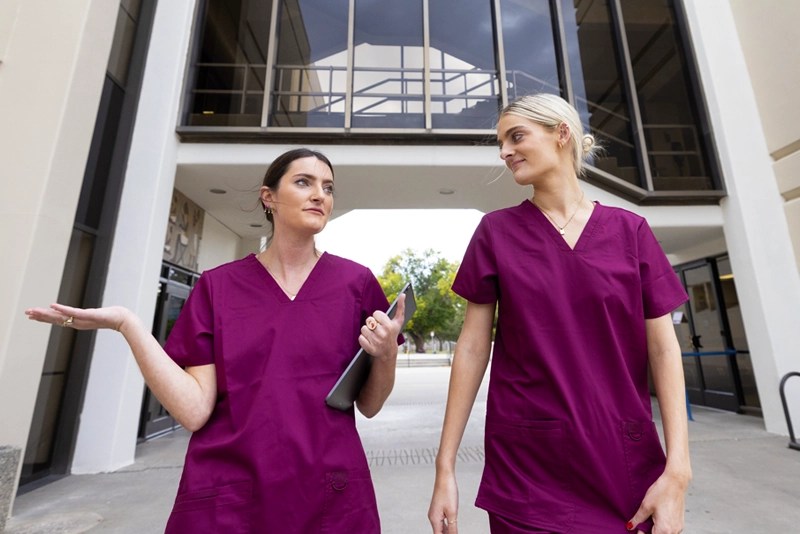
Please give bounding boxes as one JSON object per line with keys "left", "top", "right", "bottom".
{"left": 2, "top": 0, "right": 799, "bottom": 524}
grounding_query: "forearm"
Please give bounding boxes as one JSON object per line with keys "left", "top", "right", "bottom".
{"left": 436, "top": 343, "right": 490, "bottom": 473}
{"left": 119, "top": 312, "right": 215, "bottom": 431}
{"left": 647, "top": 317, "right": 692, "bottom": 483}
{"left": 356, "top": 348, "right": 398, "bottom": 418}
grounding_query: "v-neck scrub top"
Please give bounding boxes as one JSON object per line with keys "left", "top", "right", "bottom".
{"left": 452, "top": 201, "right": 688, "bottom": 533}
{"left": 162, "top": 253, "right": 391, "bottom": 534}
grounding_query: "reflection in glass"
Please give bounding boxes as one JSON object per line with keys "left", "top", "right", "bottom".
{"left": 562, "top": 0, "right": 640, "bottom": 186}
{"left": 684, "top": 265, "right": 733, "bottom": 394}
{"left": 619, "top": 0, "right": 714, "bottom": 191}
{"left": 352, "top": 0, "right": 424, "bottom": 128}
{"left": 187, "top": 0, "right": 271, "bottom": 126}
{"left": 429, "top": 0, "right": 499, "bottom": 129}
{"left": 717, "top": 258, "right": 760, "bottom": 407}
{"left": 270, "top": 0, "right": 349, "bottom": 127}
{"left": 500, "top": 0, "right": 560, "bottom": 100}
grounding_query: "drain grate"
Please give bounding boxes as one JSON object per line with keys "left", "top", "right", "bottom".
{"left": 365, "top": 446, "right": 484, "bottom": 467}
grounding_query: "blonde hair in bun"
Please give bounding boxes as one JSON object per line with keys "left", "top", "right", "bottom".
{"left": 500, "top": 93, "right": 601, "bottom": 176}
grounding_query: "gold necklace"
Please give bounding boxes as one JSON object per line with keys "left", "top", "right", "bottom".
{"left": 261, "top": 249, "right": 321, "bottom": 300}
{"left": 533, "top": 190, "right": 585, "bottom": 236}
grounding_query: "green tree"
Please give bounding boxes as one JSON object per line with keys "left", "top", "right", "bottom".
{"left": 378, "top": 249, "right": 465, "bottom": 353}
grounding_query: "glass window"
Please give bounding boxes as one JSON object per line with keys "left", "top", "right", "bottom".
{"left": 562, "top": 0, "right": 641, "bottom": 186}
{"left": 429, "top": 0, "right": 500, "bottom": 129}
{"left": 620, "top": 0, "right": 715, "bottom": 191}
{"left": 270, "top": 0, "right": 349, "bottom": 128}
{"left": 106, "top": 0, "right": 141, "bottom": 86}
{"left": 717, "top": 257, "right": 760, "bottom": 407}
{"left": 187, "top": 0, "right": 271, "bottom": 127}
{"left": 351, "top": 0, "right": 424, "bottom": 128}
{"left": 500, "top": 0, "right": 560, "bottom": 100}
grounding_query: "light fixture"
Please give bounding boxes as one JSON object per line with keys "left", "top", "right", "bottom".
{"left": 209, "top": 188, "right": 226, "bottom": 194}
{"left": 438, "top": 188, "right": 455, "bottom": 195}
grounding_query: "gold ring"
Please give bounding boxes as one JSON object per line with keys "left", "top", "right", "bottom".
{"left": 366, "top": 317, "right": 378, "bottom": 331}
{"left": 62, "top": 316, "right": 74, "bottom": 327}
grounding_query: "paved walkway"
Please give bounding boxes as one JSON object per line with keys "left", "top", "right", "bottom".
{"left": 6, "top": 367, "right": 800, "bottom": 533}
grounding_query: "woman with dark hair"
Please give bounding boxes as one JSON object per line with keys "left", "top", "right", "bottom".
{"left": 428, "top": 94, "right": 691, "bottom": 534}
{"left": 26, "top": 148, "right": 405, "bottom": 533}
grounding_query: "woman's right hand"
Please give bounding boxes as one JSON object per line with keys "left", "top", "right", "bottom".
{"left": 428, "top": 470, "right": 459, "bottom": 533}
{"left": 25, "top": 303, "right": 133, "bottom": 333}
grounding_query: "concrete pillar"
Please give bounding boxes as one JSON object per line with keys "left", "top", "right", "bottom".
{"left": 683, "top": 0, "right": 800, "bottom": 434}
{"left": 70, "top": 0, "right": 199, "bottom": 473}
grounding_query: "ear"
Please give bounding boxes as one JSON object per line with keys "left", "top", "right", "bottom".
{"left": 557, "top": 123, "right": 571, "bottom": 145}
{"left": 260, "top": 185, "right": 274, "bottom": 207}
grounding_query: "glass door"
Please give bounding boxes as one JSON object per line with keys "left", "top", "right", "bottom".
{"left": 138, "top": 267, "right": 193, "bottom": 439}
{"left": 679, "top": 260, "right": 741, "bottom": 412}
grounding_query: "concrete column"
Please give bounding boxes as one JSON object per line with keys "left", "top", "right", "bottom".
{"left": 683, "top": 0, "right": 800, "bottom": 434}
{"left": 71, "top": 0, "right": 199, "bottom": 473}
{"left": 0, "top": 0, "right": 118, "bottom": 514}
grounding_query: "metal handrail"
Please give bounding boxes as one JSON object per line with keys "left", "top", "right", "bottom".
{"left": 779, "top": 372, "right": 800, "bottom": 451}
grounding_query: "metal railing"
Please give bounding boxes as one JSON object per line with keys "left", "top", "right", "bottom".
{"left": 779, "top": 372, "right": 800, "bottom": 451}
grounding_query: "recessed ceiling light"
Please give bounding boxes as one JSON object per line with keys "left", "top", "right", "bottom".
{"left": 209, "top": 188, "right": 226, "bottom": 194}
{"left": 439, "top": 188, "right": 455, "bottom": 195}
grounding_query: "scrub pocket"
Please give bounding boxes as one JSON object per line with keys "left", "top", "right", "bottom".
{"left": 480, "top": 417, "right": 573, "bottom": 530}
{"left": 621, "top": 420, "right": 666, "bottom": 533}
{"left": 167, "top": 480, "right": 254, "bottom": 534}
{"left": 321, "top": 469, "right": 380, "bottom": 534}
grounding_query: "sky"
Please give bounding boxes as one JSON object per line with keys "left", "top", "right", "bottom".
{"left": 315, "top": 209, "right": 485, "bottom": 274}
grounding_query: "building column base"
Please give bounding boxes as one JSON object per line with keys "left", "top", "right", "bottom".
{"left": 0, "top": 446, "right": 21, "bottom": 530}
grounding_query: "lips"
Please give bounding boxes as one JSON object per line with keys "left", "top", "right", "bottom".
{"left": 509, "top": 159, "right": 525, "bottom": 172}
{"left": 305, "top": 208, "right": 325, "bottom": 215}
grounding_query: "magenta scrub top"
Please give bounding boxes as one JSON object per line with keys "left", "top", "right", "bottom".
{"left": 162, "top": 253, "right": 391, "bottom": 534}
{"left": 452, "top": 200, "right": 688, "bottom": 533}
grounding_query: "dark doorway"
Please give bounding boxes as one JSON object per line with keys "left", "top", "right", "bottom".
{"left": 138, "top": 263, "right": 198, "bottom": 440}
{"left": 674, "top": 256, "right": 759, "bottom": 413}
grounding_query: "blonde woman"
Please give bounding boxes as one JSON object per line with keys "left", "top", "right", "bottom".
{"left": 429, "top": 94, "right": 690, "bottom": 534}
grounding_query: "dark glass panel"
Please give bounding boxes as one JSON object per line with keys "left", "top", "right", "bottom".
{"left": 187, "top": 0, "right": 271, "bottom": 126}
{"left": 620, "top": 0, "right": 714, "bottom": 191}
{"left": 429, "top": 0, "right": 500, "bottom": 129}
{"left": 500, "top": 0, "right": 560, "bottom": 100}
{"left": 351, "top": 0, "right": 424, "bottom": 128}
{"left": 562, "top": 0, "right": 640, "bottom": 186}
{"left": 717, "top": 258, "right": 759, "bottom": 407}
{"left": 21, "top": 230, "right": 94, "bottom": 483}
{"left": 107, "top": 0, "right": 141, "bottom": 86}
{"left": 684, "top": 265, "right": 733, "bottom": 394}
{"left": 270, "top": 0, "right": 349, "bottom": 128}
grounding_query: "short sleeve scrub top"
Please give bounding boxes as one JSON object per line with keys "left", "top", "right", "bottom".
{"left": 452, "top": 201, "right": 688, "bottom": 533}
{"left": 162, "top": 253, "right": 391, "bottom": 534}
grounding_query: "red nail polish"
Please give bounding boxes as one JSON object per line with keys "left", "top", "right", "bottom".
{"left": 626, "top": 521, "right": 634, "bottom": 530}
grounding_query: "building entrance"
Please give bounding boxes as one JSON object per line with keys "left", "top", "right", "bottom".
{"left": 138, "top": 263, "right": 198, "bottom": 440}
{"left": 673, "top": 256, "right": 760, "bottom": 413}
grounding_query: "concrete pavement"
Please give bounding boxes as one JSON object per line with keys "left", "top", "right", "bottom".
{"left": 6, "top": 366, "right": 800, "bottom": 533}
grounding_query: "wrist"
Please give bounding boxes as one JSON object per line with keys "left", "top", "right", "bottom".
{"left": 663, "top": 464, "right": 692, "bottom": 487}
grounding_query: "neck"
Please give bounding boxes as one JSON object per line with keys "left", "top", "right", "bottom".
{"left": 531, "top": 179, "right": 584, "bottom": 216}
{"left": 261, "top": 236, "right": 319, "bottom": 271}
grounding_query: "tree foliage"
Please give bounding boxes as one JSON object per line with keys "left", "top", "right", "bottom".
{"left": 378, "top": 249, "right": 465, "bottom": 353}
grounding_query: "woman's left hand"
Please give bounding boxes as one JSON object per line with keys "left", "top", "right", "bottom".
{"left": 359, "top": 294, "right": 406, "bottom": 362}
{"left": 626, "top": 470, "right": 688, "bottom": 534}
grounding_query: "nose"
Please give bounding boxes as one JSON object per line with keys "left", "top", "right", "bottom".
{"left": 499, "top": 144, "right": 513, "bottom": 163}
{"left": 310, "top": 183, "right": 324, "bottom": 202}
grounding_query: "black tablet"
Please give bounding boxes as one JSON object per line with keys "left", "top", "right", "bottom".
{"left": 325, "top": 282, "right": 416, "bottom": 411}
